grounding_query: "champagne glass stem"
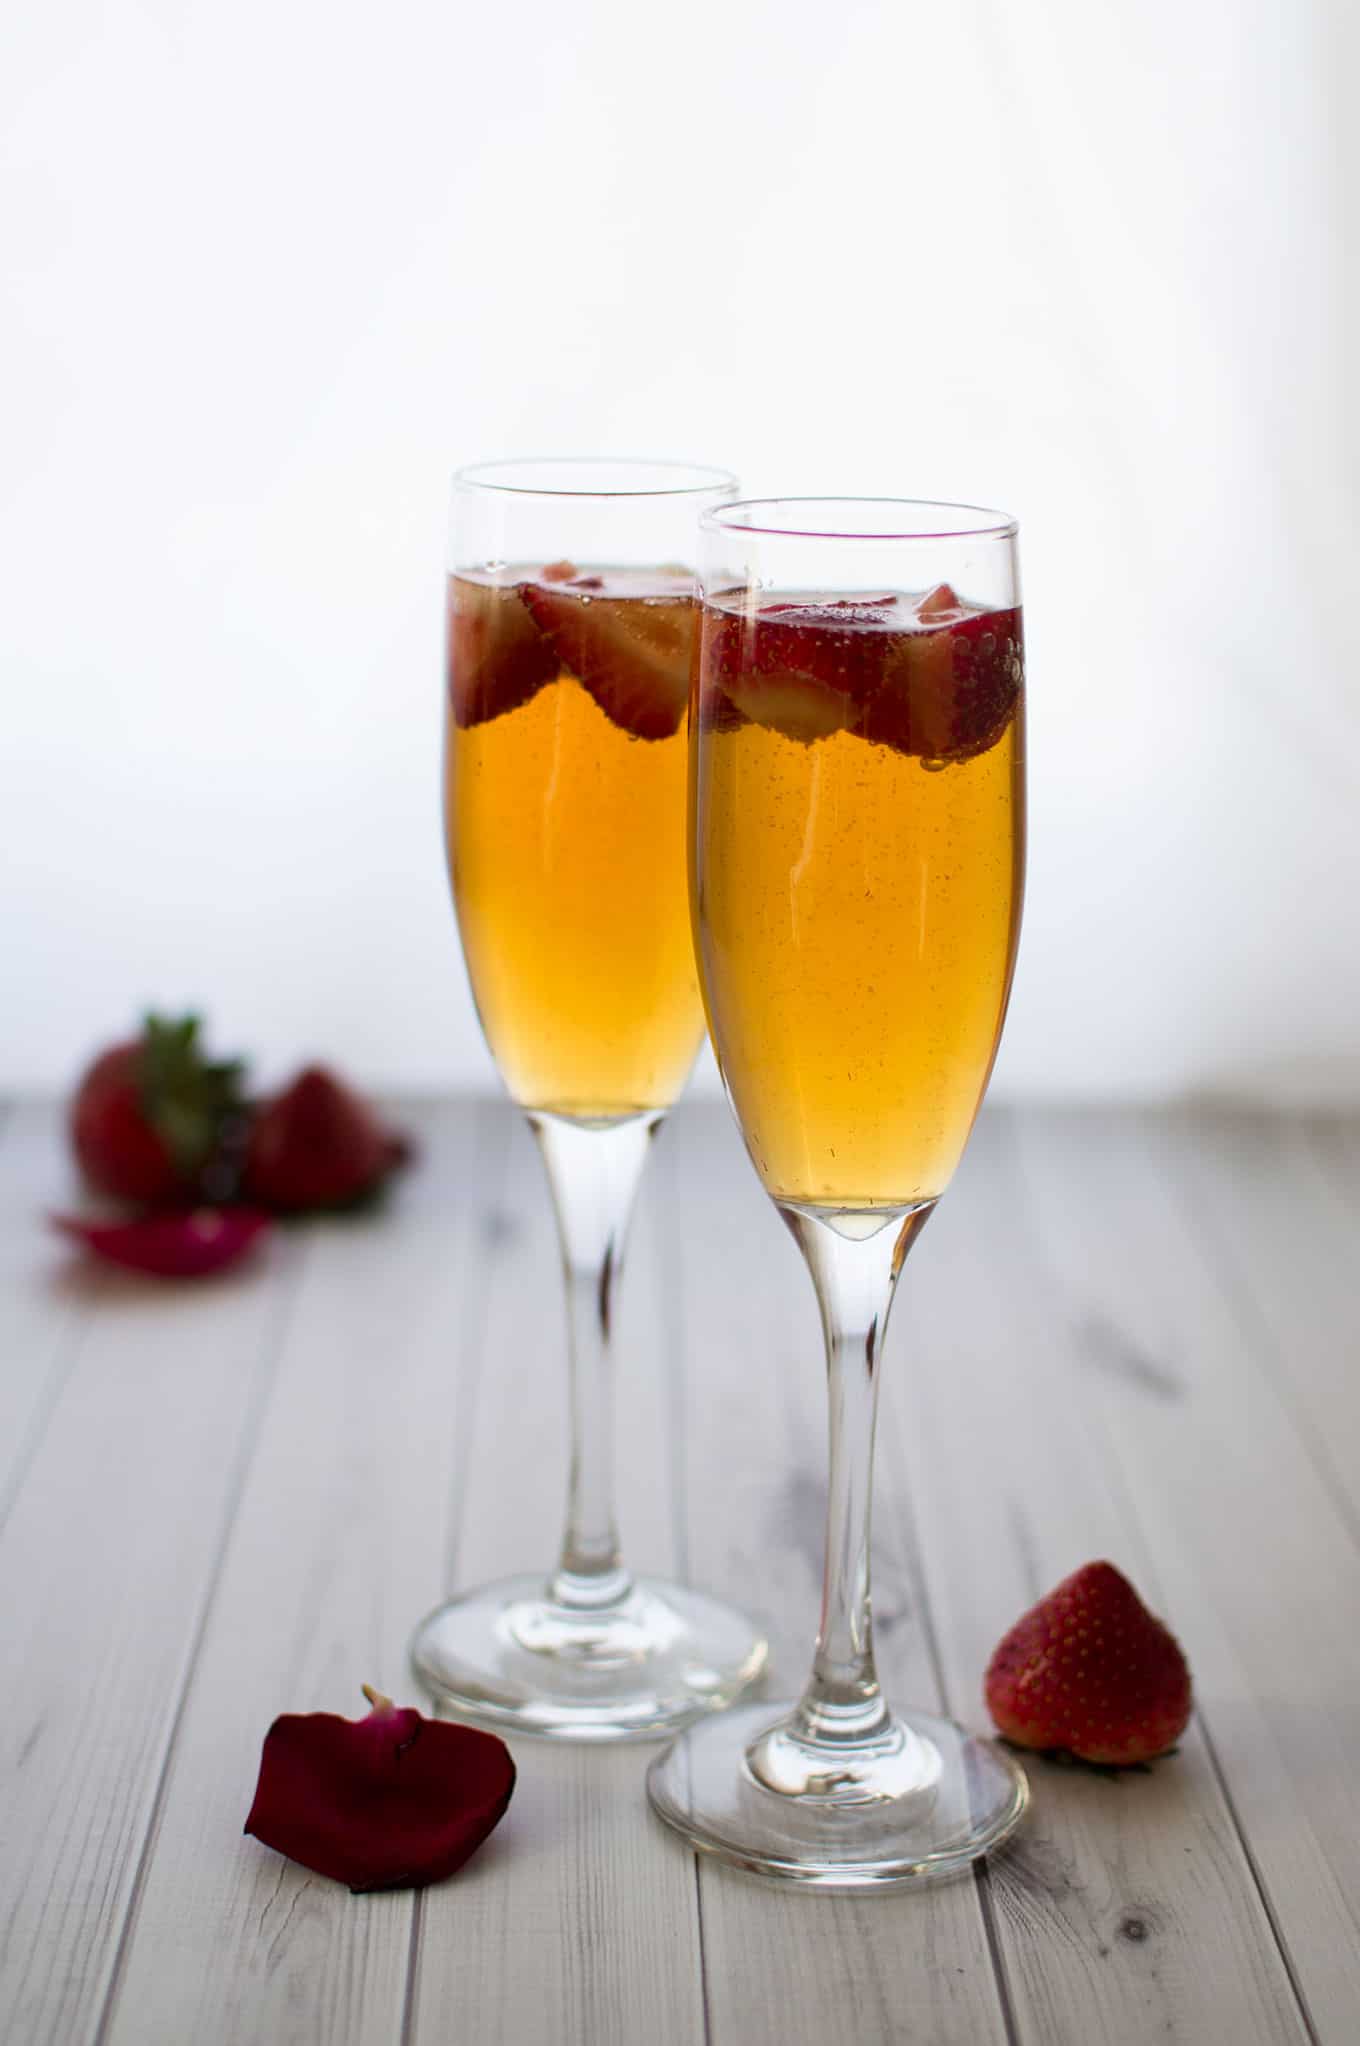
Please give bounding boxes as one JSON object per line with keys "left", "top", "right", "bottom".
{"left": 778, "top": 1201, "right": 935, "bottom": 1751}
{"left": 529, "top": 1110, "right": 662, "bottom": 1612}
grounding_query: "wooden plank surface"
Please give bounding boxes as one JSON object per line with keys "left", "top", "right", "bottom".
{"left": 1012, "top": 1107, "right": 1360, "bottom": 2041}
{"left": 1160, "top": 1109, "right": 1360, "bottom": 1545}
{"left": 659, "top": 1110, "right": 1011, "bottom": 2046}
{"left": 408, "top": 1113, "right": 706, "bottom": 2046}
{"left": 102, "top": 1101, "right": 506, "bottom": 2046}
{"left": 893, "top": 1113, "right": 1309, "bottom": 2044}
{"left": 0, "top": 1129, "right": 303, "bottom": 2044}
{"left": 0, "top": 1103, "right": 91, "bottom": 1519}
{"left": 2, "top": 1099, "right": 1355, "bottom": 2045}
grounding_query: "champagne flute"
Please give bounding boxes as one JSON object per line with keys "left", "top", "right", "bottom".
{"left": 411, "top": 459, "right": 768, "bottom": 1740}
{"left": 648, "top": 497, "right": 1029, "bottom": 1879}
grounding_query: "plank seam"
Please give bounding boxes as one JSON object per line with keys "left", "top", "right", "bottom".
{"left": 655, "top": 1125, "right": 693, "bottom": 1591}
{"left": 0, "top": 1101, "right": 80, "bottom": 1535}
{"left": 1305, "top": 1120, "right": 1360, "bottom": 1223}
{"left": 0, "top": 1306, "right": 90, "bottom": 1543}
{"left": 399, "top": 1105, "right": 522, "bottom": 2046}
{"left": 439, "top": 1106, "right": 515, "bottom": 1595}
{"left": 973, "top": 1860, "right": 1023, "bottom": 2046}
{"left": 884, "top": 1389, "right": 1020, "bottom": 2043}
{"left": 1192, "top": 1712, "right": 1321, "bottom": 2046}
{"left": 399, "top": 1894, "right": 425, "bottom": 2046}
{"left": 659, "top": 1113, "right": 720, "bottom": 2046}
{"left": 886, "top": 1453, "right": 1021, "bottom": 2045}
{"left": 1158, "top": 1120, "right": 1360, "bottom": 1558}
{"left": 692, "top": 1859, "right": 714, "bottom": 2046}
{"left": 878, "top": 1312, "right": 1018, "bottom": 2046}
{"left": 88, "top": 1236, "right": 311, "bottom": 2046}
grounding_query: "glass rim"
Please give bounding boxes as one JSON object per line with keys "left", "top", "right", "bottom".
{"left": 700, "top": 496, "right": 1018, "bottom": 542}
{"left": 453, "top": 457, "right": 739, "bottom": 501}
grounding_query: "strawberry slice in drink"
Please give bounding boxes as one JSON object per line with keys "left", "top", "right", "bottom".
{"left": 860, "top": 587, "right": 1023, "bottom": 763}
{"left": 447, "top": 574, "right": 559, "bottom": 728}
{"left": 519, "top": 570, "right": 696, "bottom": 741}
{"left": 703, "top": 595, "right": 902, "bottom": 743}
{"left": 706, "top": 586, "right": 1022, "bottom": 763}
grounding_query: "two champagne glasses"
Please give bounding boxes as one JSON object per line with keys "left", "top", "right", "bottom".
{"left": 412, "top": 462, "right": 1028, "bottom": 1887}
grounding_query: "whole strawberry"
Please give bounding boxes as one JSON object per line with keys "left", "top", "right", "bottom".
{"left": 984, "top": 1561, "right": 1191, "bottom": 1766}
{"left": 244, "top": 1066, "right": 409, "bottom": 1213}
{"left": 71, "top": 1014, "right": 247, "bottom": 1206}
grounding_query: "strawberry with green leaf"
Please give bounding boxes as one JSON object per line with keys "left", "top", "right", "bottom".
{"left": 70, "top": 1013, "right": 248, "bottom": 1206}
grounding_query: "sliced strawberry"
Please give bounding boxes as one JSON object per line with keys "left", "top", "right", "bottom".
{"left": 701, "top": 595, "right": 903, "bottom": 745}
{"left": 519, "top": 571, "right": 696, "bottom": 740}
{"left": 862, "top": 604, "right": 1023, "bottom": 763}
{"left": 447, "top": 574, "right": 557, "bottom": 729}
{"left": 712, "top": 646, "right": 861, "bottom": 741}
{"left": 699, "top": 687, "right": 748, "bottom": 736}
{"left": 915, "top": 582, "right": 965, "bottom": 623}
{"left": 699, "top": 589, "right": 1022, "bottom": 762}
{"left": 244, "top": 1066, "right": 408, "bottom": 1213}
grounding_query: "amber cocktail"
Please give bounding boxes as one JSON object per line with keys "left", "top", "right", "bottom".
{"left": 446, "top": 565, "right": 702, "bottom": 1120}
{"left": 648, "top": 497, "right": 1029, "bottom": 1883}
{"left": 693, "top": 584, "right": 1025, "bottom": 1207}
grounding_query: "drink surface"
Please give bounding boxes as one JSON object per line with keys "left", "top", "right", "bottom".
{"left": 691, "top": 586, "right": 1025, "bottom": 1208}
{"left": 446, "top": 564, "right": 705, "bottom": 1121}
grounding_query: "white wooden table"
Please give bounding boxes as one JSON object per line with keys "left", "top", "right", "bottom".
{"left": 2, "top": 1097, "right": 1357, "bottom": 2045}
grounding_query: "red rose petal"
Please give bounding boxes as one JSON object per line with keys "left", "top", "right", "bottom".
{"left": 244, "top": 1688, "right": 515, "bottom": 1891}
{"left": 52, "top": 1207, "right": 271, "bottom": 1278}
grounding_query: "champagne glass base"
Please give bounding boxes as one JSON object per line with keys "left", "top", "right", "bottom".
{"left": 646, "top": 1701, "right": 1027, "bottom": 1889}
{"left": 410, "top": 1573, "right": 768, "bottom": 1742}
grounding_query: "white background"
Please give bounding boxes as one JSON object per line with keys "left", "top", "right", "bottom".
{"left": 3, "top": 0, "right": 1356, "bottom": 1101}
